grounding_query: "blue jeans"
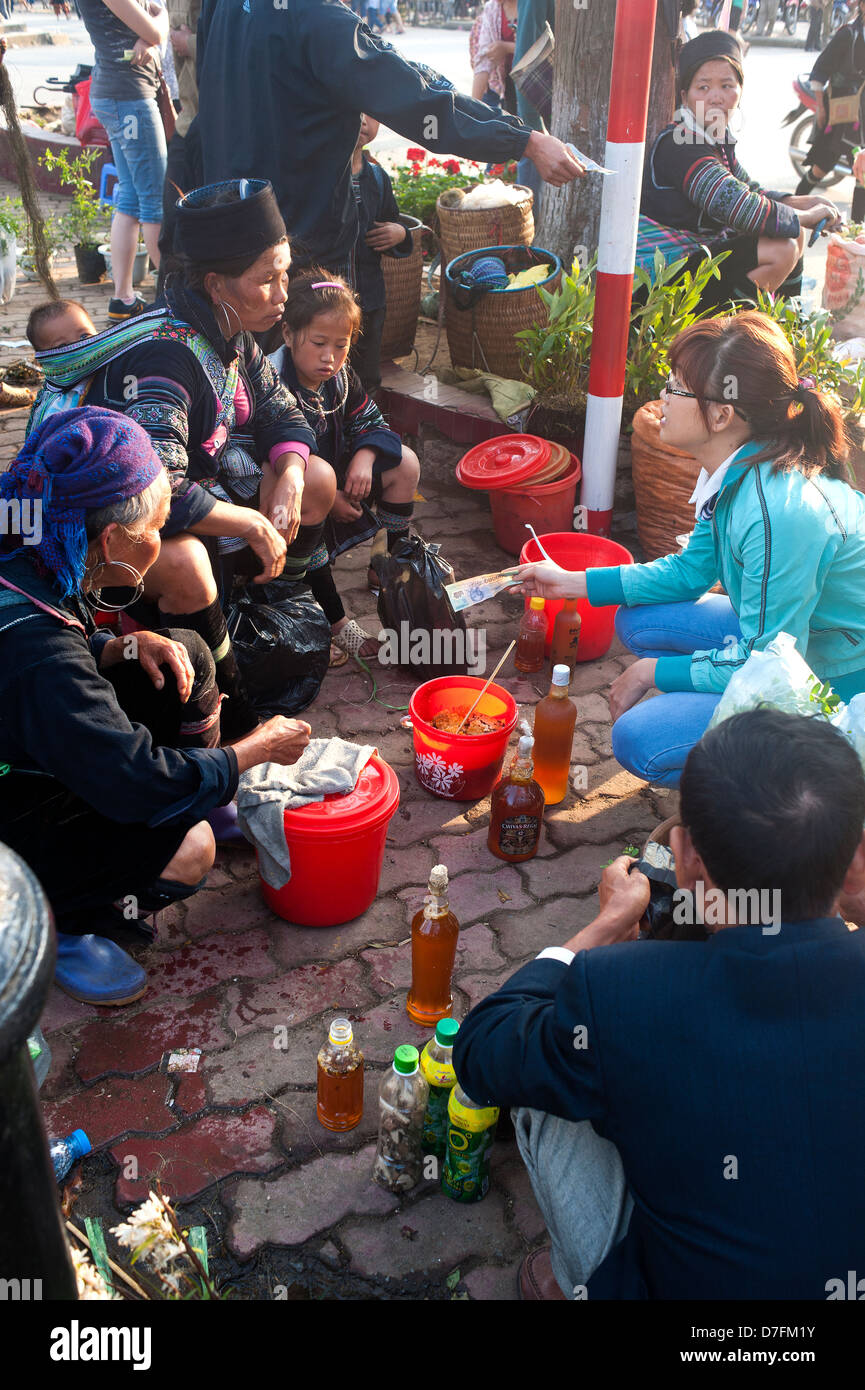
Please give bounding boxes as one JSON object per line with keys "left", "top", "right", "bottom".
{"left": 611, "top": 596, "right": 741, "bottom": 788}
{"left": 90, "top": 96, "right": 167, "bottom": 224}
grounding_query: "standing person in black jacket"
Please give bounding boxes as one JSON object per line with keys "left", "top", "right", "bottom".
{"left": 349, "top": 114, "right": 413, "bottom": 393}
{"left": 454, "top": 710, "right": 865, "bottom": 1300}
{"left": 796, "top": 0, "right": 865, "bottom": 220}
{"left": 193, "top": 0, "right": 584, "bottom": 282}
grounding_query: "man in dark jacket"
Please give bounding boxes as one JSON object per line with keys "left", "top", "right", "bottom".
{"left": 194, "top": 0, "right": 583, "bottom": 276}
{"left": 454, "top": 709, "right": 865, "bottom": 1300}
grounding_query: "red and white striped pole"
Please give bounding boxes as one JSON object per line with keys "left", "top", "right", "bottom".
{"left": 581, "top": 0, "right": 658, "bottom": 537}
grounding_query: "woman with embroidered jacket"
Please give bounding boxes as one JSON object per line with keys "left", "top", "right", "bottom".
{"left": 0, "top": 408, "right": 310, "bottom": 1006}
{"left": 516, "top": 312, "right": 865, "bottom": 787}
{"left": 30, "top": 180, "right": 336, "bottom": 744}
{"left": 641, "top": 29, "right": 840, "bottom": 298}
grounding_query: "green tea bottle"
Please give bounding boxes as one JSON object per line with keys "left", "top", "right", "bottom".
{"left": 419, "top": 1017, "right": 460, "bottom": 1157}
{"left": 441, "top": 1082, "right": 499, "bottom": 1203}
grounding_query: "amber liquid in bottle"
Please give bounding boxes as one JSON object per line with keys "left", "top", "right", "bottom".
{"left": 317, "top": 1019, "right": 364, "bottom": 1132}
{"left": 532, "top": 670, "right": 578, "bottom": 806}
{"left": 550, "top": 600, "right": 581, "bottom": 679}
{"left": 488, "top": 736, "right": 544, "bottom": 862}
{"left": 514, "top": 599, "right": 547, "bottom": 673}
{"left": 406, "top": 866, "right": 459, "bottom": 1026}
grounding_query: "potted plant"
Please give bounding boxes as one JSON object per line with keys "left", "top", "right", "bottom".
{"left": 96, "top": 237, "right": 150, "bottom": 288}
{"left": 39, "top": 147, "right": 109, "bottom": 284}
{"left": 6, "top": 195, "right": 64, "bottom": 283}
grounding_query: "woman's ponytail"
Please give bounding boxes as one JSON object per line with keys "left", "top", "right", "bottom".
{"left": 794, "top": 384, "right": 850, "bottom": 482}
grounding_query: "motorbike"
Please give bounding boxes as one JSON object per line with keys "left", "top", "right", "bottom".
{"left": 784, "top": 71, "right": 857, "bottom": 185}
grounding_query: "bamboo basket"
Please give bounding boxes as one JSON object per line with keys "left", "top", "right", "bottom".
{"left": 380, "top": 216, "right": 426, "bottom": 361}
{"left": 444, "top": 244, "right": 559, "bottom": 381}
{"left": 436, "top": 185, "right": 534, "bottom": 269}
{"left": 631, "top": 400, "right": 702, "bottom": 560}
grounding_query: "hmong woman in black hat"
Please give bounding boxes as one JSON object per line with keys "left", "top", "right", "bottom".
{"left": 641, "top": 29, "right": 841, "bottom": 300}
{"left": 29, "top": 179, "right": 336, "bottom": 747}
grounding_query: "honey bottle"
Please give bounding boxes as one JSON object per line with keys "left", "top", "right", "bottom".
{"left": 514, "top": 596, "right": 547, "bottom": 673}
{"left": 532, "top": 664, "right": 578, "bottom": 806}
{"left": 488, "top": 734, "right": 545, "bottom": 862}
{"left": 550, "top": 597, "right": 581, "bottom": 679}
{"left": 406, "top": 865, "right": 459, "bottom": 1026}
{"left": 316, "top": 1017, "right": 364, "bottom": 1131}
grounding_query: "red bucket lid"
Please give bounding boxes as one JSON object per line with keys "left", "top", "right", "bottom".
{"left": 282, "top": 754, "right": 400, "bottom": 832}
{"left": 456, "top": 435, "right": 551, "bottom": 490}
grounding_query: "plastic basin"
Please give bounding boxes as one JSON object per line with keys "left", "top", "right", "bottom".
{"left": 489, "top": 454, "right": 582, "bottom": 555}
{"left": 259, "top": 753, "right": 400, "bottom": 926}
{"left": 409, "top": 677, "right": 518, "bottom": 801}
{"left": 519, "top": 533, "right": 634, "bottom": 662}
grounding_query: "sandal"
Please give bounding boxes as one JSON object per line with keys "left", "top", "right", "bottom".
{"left": 331, "top": 618, "right": 380, "bottom": 661}
{"left": 329, "top": 641, "right": 349, "bottom": 668}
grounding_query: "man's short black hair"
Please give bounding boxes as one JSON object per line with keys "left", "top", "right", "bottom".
{"left": 680, "top": 709, "right": 865, "bottom": 921}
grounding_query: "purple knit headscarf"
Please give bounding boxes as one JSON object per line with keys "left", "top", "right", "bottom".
{"left": 0, "top": 406, "right": 164, "bottom": 598}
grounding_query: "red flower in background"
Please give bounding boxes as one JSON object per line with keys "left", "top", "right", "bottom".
{"left": 428, "top": 158, "right": 441, "bottom": 168}
{"left": 489, "top": 163, "right": 505, "bottom": 176}
{"left": 410, "top": 162, "right": 422, "bottom": 177}
{"left": 443, "top": 158, "right": 461, "bottom": 175}
{"left": 406, "top": 147, "right": 426, "bottom": 161}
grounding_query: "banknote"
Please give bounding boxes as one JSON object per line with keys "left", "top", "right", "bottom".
{"left": 445, "top": 569, "right": 521, "bottom": 611}
{"left": 566, "top": 143, "right": 615, "bottom": 176}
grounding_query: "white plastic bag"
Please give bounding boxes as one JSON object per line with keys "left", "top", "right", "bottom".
{"left": 831, "top": 693, "right": 865, "bottom": 769}
{"left": 823, "top": 235, "right": 865, "bottom": 341}
{"left": 0, "top": 230, "right": 17, "bottom": 306}
{"left": 707, "top": 633, "right": 827, "bottom": 730}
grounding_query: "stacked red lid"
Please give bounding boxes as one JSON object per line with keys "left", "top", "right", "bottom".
{"left": 456, "top": 435, "right": 573, "bottom": 490}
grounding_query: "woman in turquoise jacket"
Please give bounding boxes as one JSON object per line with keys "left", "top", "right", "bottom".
{"left": 518, "top": 311, "right": 865, "bottom": 786}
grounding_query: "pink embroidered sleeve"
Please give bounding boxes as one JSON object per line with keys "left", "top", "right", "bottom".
{"left": 269, "top": 440, "right": 310, "bottom": 469}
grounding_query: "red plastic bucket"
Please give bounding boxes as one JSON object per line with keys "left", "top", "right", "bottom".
{"left": 489, "top": 455, "right": 582, "bottom": 556}
{"left": 259, "top": 753, "right": 400, "bottom": 926}
{"left": 519, "top": 533, "right": 634, "bottom": 662}
{"left": 409, "top": 676, "right": 518, "bottom": 801}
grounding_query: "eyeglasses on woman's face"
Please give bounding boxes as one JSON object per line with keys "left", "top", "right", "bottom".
{"left": 662, "top": 374, "right": 748, "bottom": 419}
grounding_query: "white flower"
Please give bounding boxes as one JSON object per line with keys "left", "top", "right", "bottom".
{"left": 111, "top": 1190, "right": 186, "bottom": 1273}
{"left": 70, "top": 1244, "right": 116, "bottom": 1300}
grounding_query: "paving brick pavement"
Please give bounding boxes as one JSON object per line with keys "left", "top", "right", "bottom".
{"left": 0, "top": 192, "right": 651, "bottom": 1299}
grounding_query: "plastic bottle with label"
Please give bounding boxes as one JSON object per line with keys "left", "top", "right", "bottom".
{"left": 27, "top": 1026, "right": 51, "bottom": 1090}
{"left": 532, "top": 664, "right": 578, "bottom": 805}
{"left": 441, "top": 1083, "right": 499, "bottom": 1203}
{"left": 372, "top": 1045, "right": 429, "bottom": 1193}
{"left": 419, "top": 1017, "right": 460, "bottom": 1157}
{"left": 317, "top": 1017, "right": 364, "bottom": 1131}
{"left": 487, "top": 733, "right": 545, "bottom": 862}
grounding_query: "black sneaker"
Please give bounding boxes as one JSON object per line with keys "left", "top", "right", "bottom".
{"left": 107, "top": 295, "right": 150, "bottom": 322}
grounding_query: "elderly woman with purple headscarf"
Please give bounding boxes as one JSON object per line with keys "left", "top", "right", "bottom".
{"left": 0, "top": 406, "right": 310, "bottom": 1006}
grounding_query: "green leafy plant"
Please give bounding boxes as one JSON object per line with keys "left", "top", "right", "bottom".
{"left": 39, "top": 146, "right": 108, "bottom": 250}
{"left": 518, "top": 250, "right": 730, "bottom": 426}
{"left": 753, "top": 289, "right": 865, "bottom": 415}
{"left": 0, "top": 195, "right": 20, "bottom": 256}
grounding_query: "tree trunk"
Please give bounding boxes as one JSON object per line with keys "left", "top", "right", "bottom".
{"left": 538, "top": 0, "right": 616, "bottom": 270}
{"left": 538, "top": 2, "right": 678, "bottom": 270}
{"left": 647, "top": 6, "right": 679, "bottom": 150}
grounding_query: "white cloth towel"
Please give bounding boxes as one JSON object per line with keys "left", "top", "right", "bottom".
{"left": 237, "top": 738, "right": 376, "bottom": 890}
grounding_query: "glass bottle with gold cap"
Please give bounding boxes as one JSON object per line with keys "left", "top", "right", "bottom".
{"left": 316, "top": 1016, "right": 364, "bottom": 1131}
{"left": 406, "top": 864, "right": 459, "bottom": 1026}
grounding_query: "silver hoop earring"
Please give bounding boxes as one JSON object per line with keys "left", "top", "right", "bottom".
{"left": 216, "top": 298, "right": 243, "bottom": 339}
{"left": 83, "top": 560, "right": 145, "bottom": 613}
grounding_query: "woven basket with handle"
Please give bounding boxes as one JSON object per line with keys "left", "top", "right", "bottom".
{"left": 436, "top": 185, "right": 534, "bottom": 270}
{"left": 380, "top": 216, "right": 427, "bottom": 361}
{"left": 444, "top": 244, "right": 559, "bottom": 381}
{"left": 631, "top": 400, "right": 703, "bottom": 561}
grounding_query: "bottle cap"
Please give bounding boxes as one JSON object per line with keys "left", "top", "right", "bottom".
{"left": 552, "top": 664, "right": 571, "bottom": 686}
{"left": 70, "top": 1129, "right": 92, "bottom": 1159}
{"left": 393, "top": 1044, "right": 419, "bottom": 1075}
{"left": 328, "top": 1017, "right": 353, "bottom": 1046}
{"left": 529, "top": 596, "right": 545, "bottom": 611}
{"left": 435, "top": 1018, "right": 460, "bottom": 1045}
{"left": 517, "top": 734, "right": 534, "bottom": 757}
{"left": 429, "top": 864, "right": 449, "bottom": 893}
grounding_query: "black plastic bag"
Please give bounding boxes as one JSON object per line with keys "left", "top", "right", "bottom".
{"left": 372, "top": 531, "right": 469, "bottom": 679}
{"left": 225, "top": 578, "right": 331, "bottom": 716}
